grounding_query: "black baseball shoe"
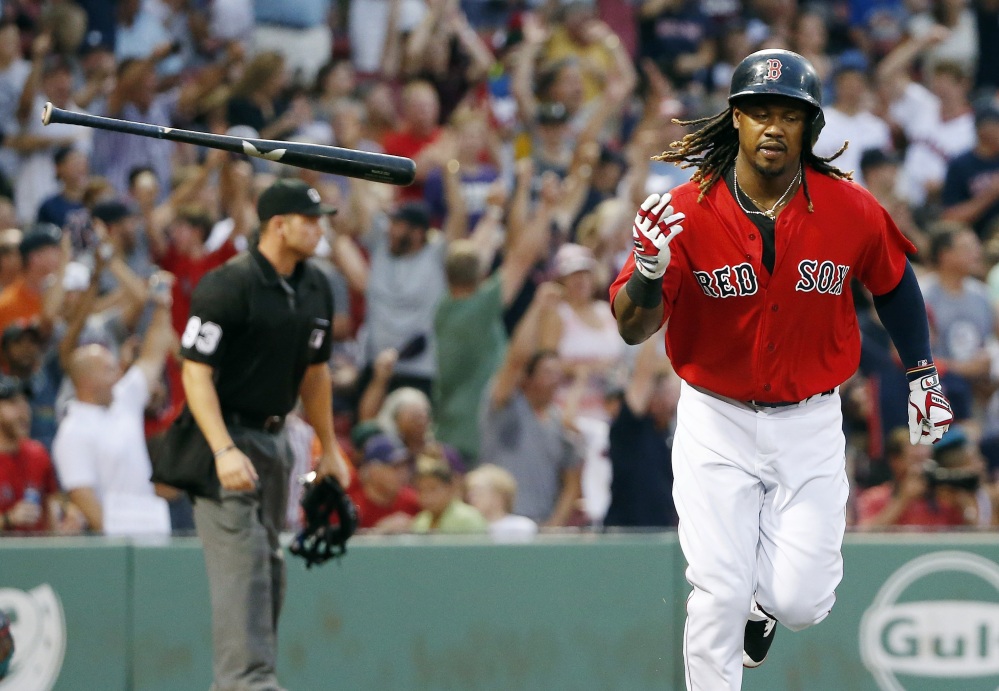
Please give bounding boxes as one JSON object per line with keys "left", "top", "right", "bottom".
{"left": 743, "top": 615, "right": 777, "bottom": 668}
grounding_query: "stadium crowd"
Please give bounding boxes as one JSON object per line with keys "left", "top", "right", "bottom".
{"left": 2, "top": 0, "right": 999, "bottom": 537}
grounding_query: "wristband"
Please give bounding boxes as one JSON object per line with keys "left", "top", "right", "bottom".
{"left": 625, "top": 271, "right": 663, "bottom": 309}
{"left": 213, "top": 444, "right": 236, "bottom": 458}
{"left": 905, "top": 362, "right": 936, "bottom": 383}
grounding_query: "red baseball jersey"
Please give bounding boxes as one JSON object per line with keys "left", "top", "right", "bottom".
{"left": 609, "top": 167, "right": 915, "bottom": 402}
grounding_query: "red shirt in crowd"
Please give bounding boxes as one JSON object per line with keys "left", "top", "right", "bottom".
{"left": 347, "top": 479, "right": 421, "bottom": 530}
{"left": 382, "top": 128, "right": 440, "bottom": 203}
{"left": 0, "top": 439, "right": 58, "bottom": 533}
{"left": 856, "top": 483, "right": 966, "bottom": 527}
{"left": 158, "top": 240, "right": 240, "bottom": 337}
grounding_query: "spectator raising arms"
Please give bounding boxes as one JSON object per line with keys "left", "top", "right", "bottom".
{"left": 479, "top": 281, "right": 584, "bottom": 527}
{"left": 52, "top": 272, "right": 176, "bottom": 535}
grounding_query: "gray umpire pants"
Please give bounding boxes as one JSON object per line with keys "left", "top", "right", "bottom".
{"left": 193, "top": 425, "right": 294, "bottom": 691}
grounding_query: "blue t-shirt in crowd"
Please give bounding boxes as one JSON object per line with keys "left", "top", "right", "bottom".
{"left": 37, "top": 195, "right": 94, "bottom": 252}
{"left": 941, "top": 149, "right": 999, "bottom": 239}
{"left": 638, "top": 0, "right": 715, "bottom": 85}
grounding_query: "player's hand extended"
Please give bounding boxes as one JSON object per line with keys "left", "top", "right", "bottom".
{"left": 632, "top": 193, "right": 685, "bottom": 280}
{"left": 907, "top": 367, "right": 954, "bottom": 445}
{"left": 215, "top": 447, "right": 258, "bottom": 491}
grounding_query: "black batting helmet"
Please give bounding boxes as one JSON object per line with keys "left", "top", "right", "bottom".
{"left": 729, "top": 49, "right": 825, "bottom": 145}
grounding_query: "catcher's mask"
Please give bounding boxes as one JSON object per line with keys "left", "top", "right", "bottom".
{"left": 290, "top": 472, "right": 358, "bottom": 569}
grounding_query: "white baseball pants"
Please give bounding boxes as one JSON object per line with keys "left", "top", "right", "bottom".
{"left": 673, "top": 381, "right": 849, "bottom": 690}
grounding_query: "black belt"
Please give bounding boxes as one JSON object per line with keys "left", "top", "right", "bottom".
{"left": 223, "top": 411, "right": 286, "bottom": 433}
{"left": 748, "top": 389, "right": 835, "bottom": 409}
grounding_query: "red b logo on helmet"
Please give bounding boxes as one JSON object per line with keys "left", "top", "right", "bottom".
{"left": 764, "top": 59, "right": 782, "bottom": 81}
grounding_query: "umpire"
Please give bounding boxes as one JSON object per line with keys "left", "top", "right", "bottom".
{"left": 180, "top": 178, "right": 351, "bottom": 691}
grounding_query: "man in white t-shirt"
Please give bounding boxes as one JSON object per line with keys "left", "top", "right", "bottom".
{"left": 53, "top": 273, "right": 176, "bottom": 535}
{"left": 813, "top": 51, "right": 892, "bottom": 186}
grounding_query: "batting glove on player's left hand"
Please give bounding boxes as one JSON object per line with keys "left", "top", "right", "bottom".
{"left": 632, "top": 193, "right": 685, "bottom": 280}
{"left": 907, "top": 366, "right": 954, "bottom": 445}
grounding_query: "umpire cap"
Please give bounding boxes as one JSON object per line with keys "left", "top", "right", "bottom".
{"left": 257, "top": 179, "right": 338, "bottom": 222}
{"left": 729, "top": 49, "right": 825, "bottom": 145}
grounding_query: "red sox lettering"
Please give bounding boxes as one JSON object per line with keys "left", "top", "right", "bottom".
{"left": 794, "top": 259, "right": 850, "bottom": 295}
{"left": 691, "top": 258, "right": 849, "bottom": 299}
{"left": 692, "top": 263, "right": 759, "bottom": 298}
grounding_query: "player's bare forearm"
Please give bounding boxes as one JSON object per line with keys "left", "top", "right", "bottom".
{"left": 613, "top": 288, "right": 664, "bottom": 345}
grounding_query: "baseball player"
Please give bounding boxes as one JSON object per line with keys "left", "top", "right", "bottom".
{"left": 610, "top": 49, "right": 954, "bottom": 690}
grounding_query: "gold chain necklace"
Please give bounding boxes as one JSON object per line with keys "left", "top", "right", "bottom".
{"left": 734, "top": 165, "right": 801, "bottom": 220}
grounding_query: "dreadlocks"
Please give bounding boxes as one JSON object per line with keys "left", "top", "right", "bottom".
{"left": 653, "top": 105, "right": 852, "bottom": 212}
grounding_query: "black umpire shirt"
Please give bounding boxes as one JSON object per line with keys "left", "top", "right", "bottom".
{"left": 179, "top": 247, "right": 334, "bottom": 419}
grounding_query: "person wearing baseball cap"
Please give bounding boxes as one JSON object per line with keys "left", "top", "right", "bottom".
{"left": 0, "top": 223, "right": 62, "bottom": 336}
{"left": 345, "top": 432, "right": 421, "bottom": 531}
{"left": 175, "top": 175, "right": 347, "bottom": 690}
{"left": 256, "top": 178, "right": 338, "bottom": 222}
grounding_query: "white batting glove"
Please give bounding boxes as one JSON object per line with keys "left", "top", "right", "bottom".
{"left": 907, "top": 366, "right": 954, "bottom": 445}
{"left": 632, "top": 193, "right": 685, "bottom": 280}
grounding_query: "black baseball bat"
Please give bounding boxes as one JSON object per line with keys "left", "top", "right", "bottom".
{"left": 41, "top": 102, "right": 415, "bottom": 186}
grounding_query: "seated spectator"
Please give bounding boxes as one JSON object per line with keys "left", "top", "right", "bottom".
{"left": 52, "top": 280, "right": 175, "bottom": 535}
{"left": 603, "top": 330, "right": 679, "bottom": 529}
{"left": 0, "top": 375, "right": 62, "bottom": 533}
{"left": 411, "top": 458, "right": 488, "bottom": 534}
{"left": 0, "top": 223, "right": 62, "bottom": 335}
{"left": 368, "top": 384, "right": 466, "bottom": 476}
{"left": 347, "top": 433, "right": 421, "bottom": 533}
{"left": 856, "top": 427, "right": 973, "bottom": 528}
{"left": 479, "top": 282, "right": 584, "bottom": 526}
{"left": 464, "top": 463, "right": 538, "bottom": 540}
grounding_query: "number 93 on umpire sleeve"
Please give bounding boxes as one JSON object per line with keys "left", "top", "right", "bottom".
{"left": 181, "top": 316, "right": 223, "bottom": 356}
